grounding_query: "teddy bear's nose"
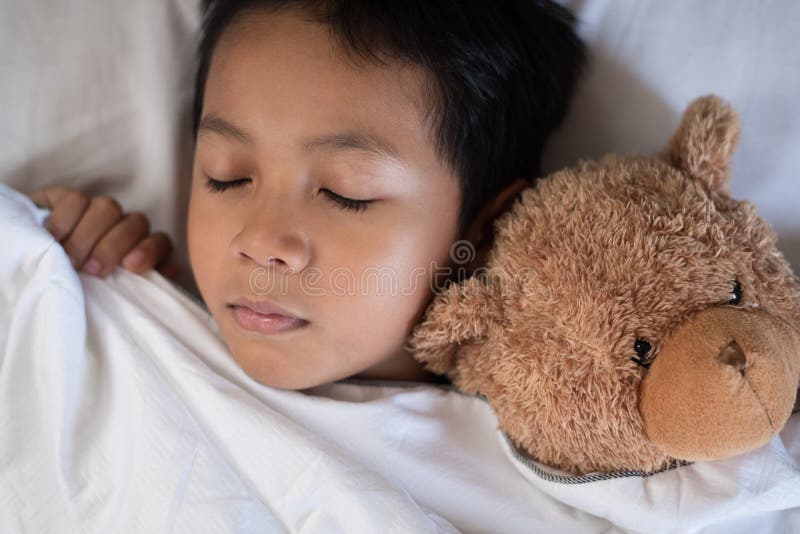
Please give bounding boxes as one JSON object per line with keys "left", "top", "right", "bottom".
{"left": 717, "top": 340, "right": 747, "bottom": 374}
{"left": 640, "top": 307, "right": 800, "bottom": 462}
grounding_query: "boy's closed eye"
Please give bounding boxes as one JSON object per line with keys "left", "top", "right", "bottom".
{"left": 203, "top": 175, "right": 376, "bottom": 212}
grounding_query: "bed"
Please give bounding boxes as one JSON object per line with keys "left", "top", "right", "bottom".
{"left": 1, "top": 1, "right": 799, "bottom": 532}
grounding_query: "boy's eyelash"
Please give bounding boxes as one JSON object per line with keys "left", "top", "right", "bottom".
{"left": 320, "top": 188, "right": 374, "bottom": 213}
{"left": 205, "top": 177, "right": 373, "bottom": 213}
{"left": 205, "top": 176, "right": 250, "bottom": 193}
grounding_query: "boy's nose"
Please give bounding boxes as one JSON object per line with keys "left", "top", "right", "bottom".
{"left": 230, "top": 208, "right": 311, "bottom": 274}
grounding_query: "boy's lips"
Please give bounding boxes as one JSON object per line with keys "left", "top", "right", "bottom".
{"left": 229, "top": 296, "right": 305, "bottom": 319}
{"left": 227, "top": 297, "right": 309, "bottom": 335}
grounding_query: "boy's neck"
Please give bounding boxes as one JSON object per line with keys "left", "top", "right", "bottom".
{"left": 352, "top": 346, "right": 440, "bottom": 383}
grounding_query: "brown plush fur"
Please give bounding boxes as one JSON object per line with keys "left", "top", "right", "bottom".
{"left": 410, "top": 96, "right": 800, "bottom": 475}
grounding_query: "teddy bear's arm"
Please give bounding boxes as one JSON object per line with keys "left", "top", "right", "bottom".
{"left": 408, "top": 275, "right": 501, "bottom": 375}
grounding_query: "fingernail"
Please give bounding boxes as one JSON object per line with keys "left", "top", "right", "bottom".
{"left": 124, "top": 250, "right": 145, "bottom": 269}
{"left": 84, "top": 258, "right": 102, "bottom": 275}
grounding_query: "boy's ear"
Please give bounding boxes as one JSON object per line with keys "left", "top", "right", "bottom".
{"left": 408, "top": 275, "right": 501, "bottom": 375}
{"left": 664, "top": 95, "right": 741, "bottom": 193}
{"left": 461, "top": 177, "right": 529, "bottom": 275}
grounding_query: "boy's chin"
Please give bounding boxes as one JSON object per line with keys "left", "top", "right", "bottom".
{"left": 230, "top": 345, "right": 345, "bottom": 391}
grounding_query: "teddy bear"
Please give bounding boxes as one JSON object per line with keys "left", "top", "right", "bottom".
{"left": 409, "top": 95, "right": 800, "bottom": 475}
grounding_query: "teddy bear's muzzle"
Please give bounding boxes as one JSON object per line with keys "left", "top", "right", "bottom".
{"left": 639, "top": 306, "right": 800, "bottom": 462}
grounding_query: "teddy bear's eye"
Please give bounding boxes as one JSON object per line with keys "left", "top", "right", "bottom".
{"left": 728, "top": 280, "right": 743, "bottom": 305}
{"left": 631, "top": 338, "right": 653, "bottom": 368}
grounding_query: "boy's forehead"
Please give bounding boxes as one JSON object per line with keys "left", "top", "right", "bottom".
{"left": 210, "top": 9, "right": 430, "bottom": 120}
{"left": 198, "top": 112, "right": 406, "bottom": 168}
{"left": 203, "top": 8, "right": 440, "bottom": 162}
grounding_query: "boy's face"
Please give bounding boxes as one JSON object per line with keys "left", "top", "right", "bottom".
{"left": 188, "top": 8, "right": 461, "bottom": 389}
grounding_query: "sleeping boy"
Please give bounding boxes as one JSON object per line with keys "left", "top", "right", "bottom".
{"left": 29, "top": 0, "right": 585, "bottom": 389}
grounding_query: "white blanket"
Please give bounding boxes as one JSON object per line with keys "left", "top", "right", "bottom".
{"left": 1, "top": 183, "right": 799, "bottom": 533}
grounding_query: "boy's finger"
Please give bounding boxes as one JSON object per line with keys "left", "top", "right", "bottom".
{"left": 85, "top": 212, "right": 151, "bottom": 277}
{"left": 156, "top": 257, "right": 181, "bottom": 279}
{"left": 122, "top": 232, "right": 174, "bottom": 273}
{"left": 44, "top": 189, "right": 91, "bottom": 242}
{"left": 28, "top": 187, "right": 71, "bottom": 210}
{"left": 61, "top": 196, "right": 124, "bottom": 268}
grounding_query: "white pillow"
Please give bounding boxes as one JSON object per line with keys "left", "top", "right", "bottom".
{"left": 0, "top": 0, "right": 201, "bottom": 290}
{"left": 548, "top": 0, "right": 800, "bottom": 269}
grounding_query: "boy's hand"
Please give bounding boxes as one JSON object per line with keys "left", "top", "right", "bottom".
{"left": 28, "top": 187, "right": 180, "bottom": 279}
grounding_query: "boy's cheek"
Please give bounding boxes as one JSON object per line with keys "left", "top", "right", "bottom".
{"left": 187, "top": 220, "right": 225, "bottom": 312}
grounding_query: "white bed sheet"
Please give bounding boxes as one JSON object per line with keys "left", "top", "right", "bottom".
{"left": 2, "top": 183, "right": 800, "bottom": 533}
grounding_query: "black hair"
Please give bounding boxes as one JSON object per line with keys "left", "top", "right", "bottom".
{"left": 193, "top": 0, "right": 586, "bottom": 233}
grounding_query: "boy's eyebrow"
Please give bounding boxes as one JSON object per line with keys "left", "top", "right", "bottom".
{"left": 303, "top": 133, "right": 403, "bottom": 163}
{"left": 199, "top": 114, "right": 255, "bottom": 144}
{"left": 198, "top": 113, "right": 403, "bottom": 163}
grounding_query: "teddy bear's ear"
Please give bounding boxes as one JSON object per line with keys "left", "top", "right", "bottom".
{"left": 663, "top": 95, "right": 741, "bottom": 192}
{"left": 408, "top": 275, "right": 501, "bottom": 376}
